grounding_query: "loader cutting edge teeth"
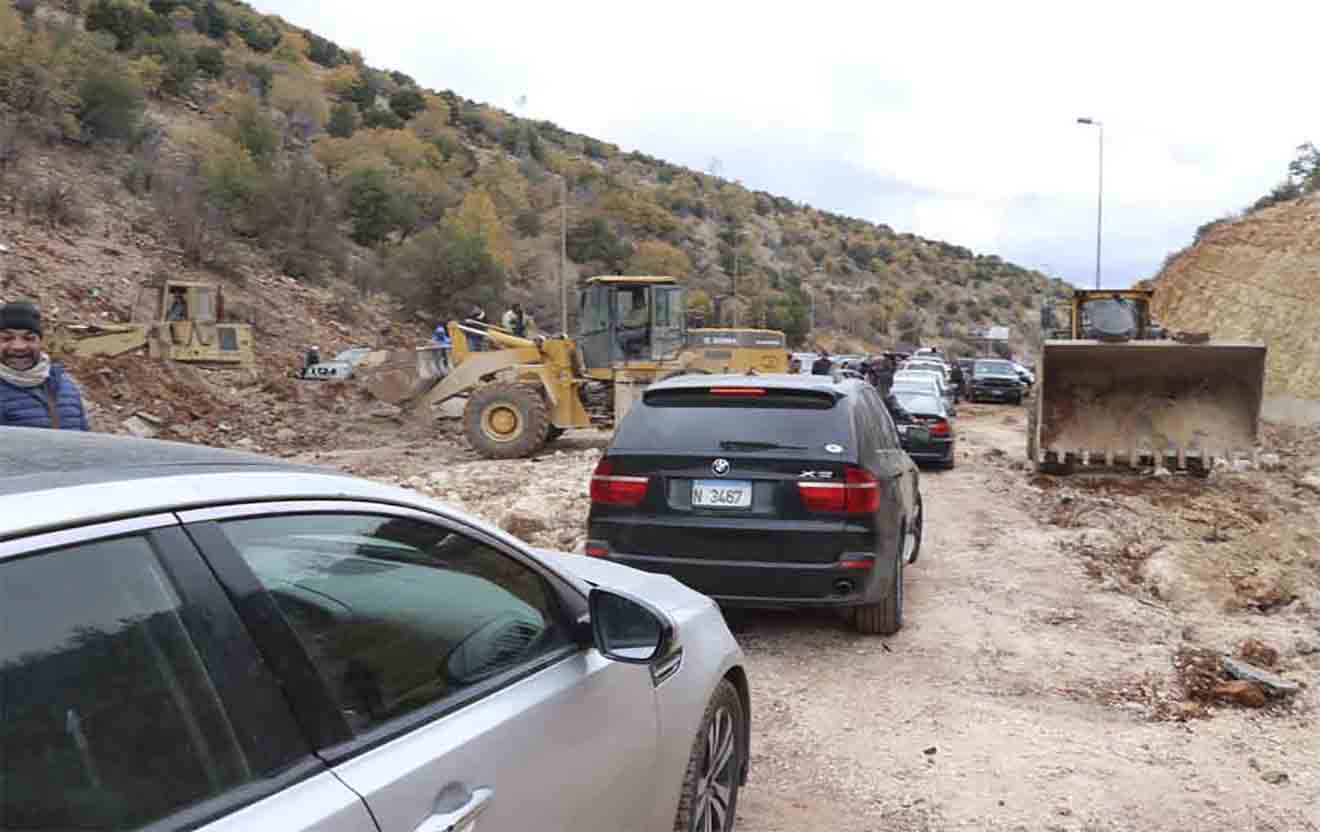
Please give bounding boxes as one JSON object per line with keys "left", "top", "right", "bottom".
{"left": 1030, "top": 340, "right": 1268, "bottom": 472}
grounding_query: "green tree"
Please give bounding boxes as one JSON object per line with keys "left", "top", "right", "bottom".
{"left": 85, "top": 0, "right": 155, "bottom": 51}
{"left": 141, "top": 35, "right": 196, "bottom": 96}
{"left": 566, "top": 218, "right": 630, "bottom": 271}
{"left": 195, "top": 45, "right": 225, "bottom": 79}
{"left": 389, "top": 225, "right": 504, "bottom": 314}
{"left": 362, "top": 107, "right": 404, "bottom": 130}
{"left": 327, "top": 101, "right": 357, "bottom": 138}
{"left": 230, "top": 96, "right": 278, "bottom": 167}
{"left": 76, "top": 60, "right": 145, "bottom": 141}
{"left": 344, "top": 166, "right": 415, "bottom": 245}
{"left": 388, "top": 88, "right": 425, "bottom": 121}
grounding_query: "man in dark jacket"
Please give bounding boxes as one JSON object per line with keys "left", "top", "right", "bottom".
{"left": 811, "top": 349, "right": 833, "bottom": 376}
{"left": 0, "top": 301, "right": 90, "bottom": 430}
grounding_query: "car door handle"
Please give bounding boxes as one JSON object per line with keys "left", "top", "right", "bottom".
{"left": 415, "top": 785, "right": 494, "bottom": 832}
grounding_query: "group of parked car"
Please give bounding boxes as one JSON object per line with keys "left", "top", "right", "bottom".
{"left": 0, "top": 350, "right": 1036, "bottom": 831}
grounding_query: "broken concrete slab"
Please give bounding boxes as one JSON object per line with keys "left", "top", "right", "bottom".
{"left": 121, "top": 414, "right": 161, "bottom": 439}
{"left": 1221, "top": 656, "right": 1300, "bottom": 697}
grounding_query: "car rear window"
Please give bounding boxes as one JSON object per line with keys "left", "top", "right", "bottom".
{"left": 975, "top": 361, "right": 1016, "bottom": 375}
{"left": 895, "top": 393, "right": 942, "bottom": 413}
{"left": 618, "top": 387, "right": 852, "bottom": 451}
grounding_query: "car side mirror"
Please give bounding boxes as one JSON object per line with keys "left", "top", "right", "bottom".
{"left": 588, "top": 588, "right": 674, "bottom": 664}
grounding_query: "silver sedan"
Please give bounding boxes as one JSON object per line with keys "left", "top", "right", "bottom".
{"left": 0, "top": 428, "right": 750, "bottom": 832}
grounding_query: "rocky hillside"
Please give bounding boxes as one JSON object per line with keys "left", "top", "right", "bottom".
{"left": 1151, "top": 193, "right": 1320, "bottom": 402}
{"left": 0, "top": 0, "right": 1068, "bottom": 363}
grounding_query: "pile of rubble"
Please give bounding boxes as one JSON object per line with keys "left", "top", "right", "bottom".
{"left": 394, "top": 448, "right": 604, "bottom": 553}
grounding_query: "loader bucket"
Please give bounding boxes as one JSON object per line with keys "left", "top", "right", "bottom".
{"left": 1033, "top": 341, "right": 1266, "bottom": 470}
{"left": 357, "top": 345, "right": 449, "bottom": 405}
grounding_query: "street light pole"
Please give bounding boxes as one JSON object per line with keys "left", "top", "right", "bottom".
{"left": 1077, "top": 117, "right": 1103, "bottom": 289}
{"left": 562, "top": 175, "right": 572, "bottom": 335}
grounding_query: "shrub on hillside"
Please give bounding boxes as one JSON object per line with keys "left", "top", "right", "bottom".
{"left": 254, "top": 154, "right": 343, "bottom": 281}
{"left": 85, "top": 0, "right": 164, "bottom": 51}
{"left": 513, "top": 208, "right": 543, "bottom": 238}
{"left": 389, "top": 225, "right": 505, "bottom": 315}
{"left": 76, "top": 59, "right": 145, "bottom": 141}
{"left": 195, "top": 45, "right": 224, "bottom": 78}
{"left": 271, "top": 73, "right": 329, "bottom": 138}
{"left": 388, "top": 88, "right": 425, "bottom": 121}
{"left": 20, "top": 177, "right": 86, "bottom": 229}
{"left": 229, "top": 96, "right": 279, "bottom": 166}
{"left": 327, "top": 101, "right": 356, "bottom": 138}
{"left": 234, "top": 12, "right": 280, "bottom": 53}
{"left": 566, "top": 218, "right": 630, "bottom": 271}
{"left": 140, "top": 35, "right": 196, "bottom": 96}
{"left": 344, "top": 165, "right": 416, "bottom": 245}
{"left": 626, "top": 239, "right": 691, "bottom": 279}
{"left": 361, "top": 107, "right": 404, "bottom": 130}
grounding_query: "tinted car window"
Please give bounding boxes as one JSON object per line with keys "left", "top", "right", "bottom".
{"left": 1, "top": 536, "right": 253, "bottom": 829}
{"left": 217, "top": 514, "right": 570, "bottom": 736}
{"left": 861, "top": 388, "right": 899, "bottom": 449}
{"left": 615, "top": 393, "right": 853, "bottom": 452}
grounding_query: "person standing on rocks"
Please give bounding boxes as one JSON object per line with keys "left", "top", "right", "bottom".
{"left": 0, "top": 301, "right": 90, "bottom": 430}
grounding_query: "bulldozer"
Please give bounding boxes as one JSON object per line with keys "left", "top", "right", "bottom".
{"left": 359, "top": 275, "right": 790, "bottom": 458}
{"left": 1027, "top": 288, "right": 1267, "bottom": 474}
{"left": 47, "top": 280, "right": 254, "bottom": 368}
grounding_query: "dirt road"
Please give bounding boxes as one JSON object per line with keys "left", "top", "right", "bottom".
{"left": 734, "top": 407, "right": 1319, "bottom": 831}
{"left": 304, "top": 405, "right": 1320, "bottom": 831}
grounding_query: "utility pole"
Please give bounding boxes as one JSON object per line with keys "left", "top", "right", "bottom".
{"left": 559, "top": 175, "right": 568, "bottom": 335}
{"left": 1077, "top": 117, "right": 1103, "bottom": 289}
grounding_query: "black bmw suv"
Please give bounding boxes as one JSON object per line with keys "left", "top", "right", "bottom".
{"left": 586, "top": 374, "right": 924, "bottom": 634}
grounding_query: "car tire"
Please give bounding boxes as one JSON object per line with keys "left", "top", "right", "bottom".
{"left": 905, "top": 493, "right": 924, "bottom": 563}
{"left": 463, "top": 383, "right": 550, "bottom": 459}
{"left": 546, "top": 426, "right": 566, "bottom": 443}
{"left": 942, "top": 452, "right": 956, "bottom": 471}
{"left": 673, "top": 679, "right": 744, "bottom": 832}
{"left": 853, "top": 527, "right": 905, "bottom": 635}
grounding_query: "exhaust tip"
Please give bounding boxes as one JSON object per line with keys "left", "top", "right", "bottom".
{"left": 833, "top": 579, "right": 854, "bottom": 596}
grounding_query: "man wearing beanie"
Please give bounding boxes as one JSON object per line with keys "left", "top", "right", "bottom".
{"left": 0, "top": 301, "right": 90, "bottom": 430}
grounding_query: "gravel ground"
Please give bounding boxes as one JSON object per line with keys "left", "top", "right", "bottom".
{"left": 300, "top": 405, "right": 1320, "bottom": 831}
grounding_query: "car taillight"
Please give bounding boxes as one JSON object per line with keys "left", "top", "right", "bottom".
{"left": 797, "top": 465, "right": 881, "bottom": 514}
{"left": 929, "top": 419, "right": 950, "bottom": 437}
{"left": 590, "top": 458, "right": 649, "bottom": 506}
{"left": 709, "top": 387, "right": 765, "bottom": 396}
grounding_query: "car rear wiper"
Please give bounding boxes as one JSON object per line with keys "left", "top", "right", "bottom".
{"left": 718, "top": 440, "right": 808, "bottom": 451}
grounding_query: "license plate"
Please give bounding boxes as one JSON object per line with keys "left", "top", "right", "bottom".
{"left": 692, "top": 480, "right": 752, "bottom": 509}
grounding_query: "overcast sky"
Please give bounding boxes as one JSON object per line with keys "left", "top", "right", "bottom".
{"left": 258, "top": 0, "right": 1319, "bottom": 289}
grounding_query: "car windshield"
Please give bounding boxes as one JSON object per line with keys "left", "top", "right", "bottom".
{"left": 975, "top": 361, "right": 1017, "bottom": 376}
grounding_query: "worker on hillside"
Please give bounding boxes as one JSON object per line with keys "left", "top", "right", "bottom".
{"left": 0, "top": 301, "right": 90, "bottom": 430}
{"left": 502, "top": 303, "right": 528, "bottom": 338}
{"left": 811, "top": 349, "right": 832, "bottom": 376}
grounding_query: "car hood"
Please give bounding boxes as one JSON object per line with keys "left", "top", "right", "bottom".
{"left": 534, "top": 548, "right": 713, "bottom": 616}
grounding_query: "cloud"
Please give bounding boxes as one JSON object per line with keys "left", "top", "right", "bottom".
{"left": 257, "top": 0, "right": 1320, "bottom": 287}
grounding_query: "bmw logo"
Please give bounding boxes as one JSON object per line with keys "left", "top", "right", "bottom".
{"left": 711, "top": 458, "right": 731, "bottom": 476}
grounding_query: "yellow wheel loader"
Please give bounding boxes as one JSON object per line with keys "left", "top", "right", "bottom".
{"left": 358, "top": 276, "right": 790, "bottom": 459}
{"left": 47, "top": 281, "right": 254, "bottom": 368}
{"left": 1027, "top": 288, "right": 1266, "bottom": 474}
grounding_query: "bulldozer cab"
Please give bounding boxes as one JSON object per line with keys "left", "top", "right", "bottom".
{"left": 577, "top": 276, "right": 686, "bottom": 370}
{"left": 145, "top": 280, "right": 253, "bottom": 367}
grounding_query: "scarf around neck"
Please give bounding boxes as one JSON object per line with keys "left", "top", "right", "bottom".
{"left": 0, "top": 353, "right": 52, "bottom": 389}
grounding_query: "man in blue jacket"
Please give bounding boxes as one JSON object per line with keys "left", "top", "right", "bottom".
{"left": 0, "top": 301, "right": 90, "bottom": 430}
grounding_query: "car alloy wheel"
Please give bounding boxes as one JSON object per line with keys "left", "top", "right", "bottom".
{"left": 676, "top": 679, "right": 744, "bottom": 832}
{"left": 694, "top": 705, "right": 738, "bottom": 832}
